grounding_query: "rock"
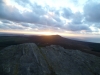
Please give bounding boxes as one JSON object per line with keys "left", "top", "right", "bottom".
{"left": 0, "top": 43, "right": 100, "bottom": 75}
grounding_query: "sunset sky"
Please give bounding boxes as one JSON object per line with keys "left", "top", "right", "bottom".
{"left": 0, "top": 0, "right": 100, "bottom": 40}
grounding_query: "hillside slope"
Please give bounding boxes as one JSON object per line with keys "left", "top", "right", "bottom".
{"left": 0, "top": 43, "right": 100, "bottom": 75}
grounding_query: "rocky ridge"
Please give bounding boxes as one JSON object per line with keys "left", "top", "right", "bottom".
{"left": 0, "top": 43, "right": 100, "bottom": 75}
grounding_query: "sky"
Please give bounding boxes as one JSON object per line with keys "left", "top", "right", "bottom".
{"left": 0, "top": 0, "right": 100, "bottom": 42}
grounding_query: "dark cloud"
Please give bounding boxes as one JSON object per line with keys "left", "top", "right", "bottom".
{"left": 53, "top": 16, "right": 61, "bottom": 22}
{"left": 0, "top": 22, "right": 25, "bottom": 30}
{"left": 0, "top": 2, "right": 36, "bottom": 23}
{"left": 15, "top": 0, "right": 47, "bottom": 16}
{"left": 30, "top": 3, "right": 47, "bottom": 16}
{"left": 0, "top": 0, "right": 3, "bottom": 3}
{"left": 71, "top": 12, "right": 83, "bottom": 24}
{"left": 0, "top": 0, "right": 93, "bottom": 33}
{"left": 61, "top": 10, "right": 89, "bottom": 31}
{"left": 63, "top": 23, "right": 91, "bottom": 31}
{"left": 8, "top": 25, "right": 24, "bottom": 30}
{"left": 1, "top": 20, "right": 11, "bottom": 23}
{"left": 21, "top": 23, "right": 30, "bottom": 27}
{"left": 0, "top": 1, "right": 62, "bottom": 27}
{"left": 0, "top": 24, "right": 9, "bottom": 29}
{"left": 54, "top": 10, "right": 60, "bottom": 16}
{"left": 62, "top": 8, "right": 73, "bottom": 19}
{"left": 0, "top": 3, "right": 24, "bottom": 22}
{"left": 84, "top": 2, "right": 100, "bottom": 22}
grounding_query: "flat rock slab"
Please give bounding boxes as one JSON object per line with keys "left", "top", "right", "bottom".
{"left": 0, "top": 43, "right": 100, "bottom": 75}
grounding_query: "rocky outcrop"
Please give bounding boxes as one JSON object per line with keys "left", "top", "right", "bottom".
{"left": 0, "top": 43, "right": 100, "bottom": 75}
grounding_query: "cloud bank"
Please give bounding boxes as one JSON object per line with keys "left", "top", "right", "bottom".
{"left": 0, "top": 0, "right": 100, "bottom": 34}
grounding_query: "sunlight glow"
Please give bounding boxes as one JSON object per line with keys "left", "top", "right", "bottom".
{"left": 38, "top": 32, "right": 56, "bottom": 35}
{"left": 0, "top": 30, "right": 81, "bottom": 37}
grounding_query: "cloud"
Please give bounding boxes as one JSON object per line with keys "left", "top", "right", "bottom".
{"left": 70, "top": 0, "right": 78, "bottom": 4}
{"left": 0, "top": 0, "right": 3, "bottom": 3}
{"left": 63, "top": 23, "right": 91, "bottom": 31}
{"left": 92, "top": 23, "right": 100, "bottom": 28}
{"left": 61, "top": 8, "right": 84, "bottom": 25}
{"left": 61, "top": 9, "right": 89, "bottom": 31}
{"left": 21, "top": 23, "right": 30, "bottom": 27}
{"left": 14, "top": 0, "right": 30, "bottom": 6}
{"left": 0, "top": 1, "right": 62, "bottom": 27}
{"left": 1, "top": 20, "right": 11, "bottom": 23}
{"left": 0, "top": 0, "right": 95, "bottom": 34}
{"left": 0, "top": 24, "right": 9, "bottom": 29}
{"left": 71, "top": 12, "right": 83, "bottom": 24}
{"left": 84, "top": 2, "right": 100, "bottom": 22}
{"left": 0, "top": 21, "right": 25, "bottom": 30}
{"left": 0, "top": 3, "right": 24, "bottom": 22}
{"left": 62, "top": 8, "right": 73, "bottom": 19}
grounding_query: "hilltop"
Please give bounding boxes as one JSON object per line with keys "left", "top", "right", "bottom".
{"left": 0, "top": 43, "right": 100, "bottom": 75}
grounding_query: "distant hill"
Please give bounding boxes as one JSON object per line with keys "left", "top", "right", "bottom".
{"left": 0, "top": 35, "right": 100, "bottom": 56}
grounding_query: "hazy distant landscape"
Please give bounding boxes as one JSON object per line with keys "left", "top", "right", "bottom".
{"left": 0, "top": 34, "right": 100, "bottom": 56}
{"left": 65, "top": 36, "right": 100, "bottom": 43}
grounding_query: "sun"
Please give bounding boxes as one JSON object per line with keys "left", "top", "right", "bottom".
{"left": 38, "top": 32, "right": 56, "bottom": 35}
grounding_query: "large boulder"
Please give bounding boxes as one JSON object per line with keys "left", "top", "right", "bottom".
{"left": 0, "top": 43, "right": 100, "bottom": 75}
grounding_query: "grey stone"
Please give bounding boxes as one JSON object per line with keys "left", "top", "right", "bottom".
{"left": 0, "top": 43, "right": 100, "bottom": 75}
